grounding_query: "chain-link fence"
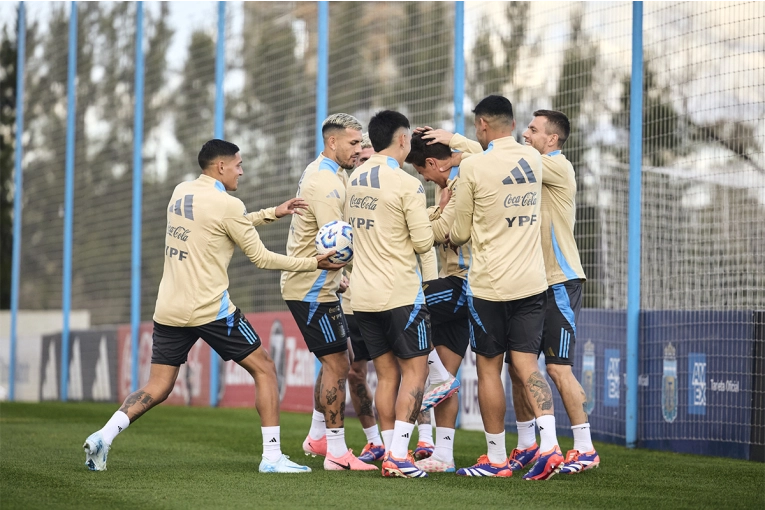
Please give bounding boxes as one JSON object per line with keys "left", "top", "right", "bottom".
{"left": 2, "top": 1, "right": 763, "bottom": 459}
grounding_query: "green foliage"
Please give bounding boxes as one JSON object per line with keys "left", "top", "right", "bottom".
{"left": 0, "top": 16, "right": 17, "bottom": 309}
{"left": 2, "top": 402, "right": 764, "bottom": 510}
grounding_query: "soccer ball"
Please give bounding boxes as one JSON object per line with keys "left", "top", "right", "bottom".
{"left": 315, "top": 220, "right": 354, "bottom": 264}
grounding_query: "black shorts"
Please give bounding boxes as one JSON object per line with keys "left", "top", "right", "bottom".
{"left": 354, "top": 304, "right": 431, "bottom": 360}
{"left": 345, "top": 313, "right": 371, "bottom": 362}
{"left": 424, "top": 276, "right": 470, "bottom": 357}
{"left": 152, "top": 308, "right": 260, "bottom": 366}
{"left": 286, "top": 300, "right": 348, "bottom": 358}
{"left": 540, "top": 280, "right": 582, "bottom": 366}
{"left": 466, "top": 291, "right": 547, "bottom": 359}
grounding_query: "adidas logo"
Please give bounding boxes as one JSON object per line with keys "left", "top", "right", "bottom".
{"left": 402, "top": 433, "right": 409, "bottom": 438}
{"left": 269, "top": 438, "right": 278, "bottom": 443}
{"left": 326, "top": 189, "right": 340, "bottom": 199}
{"left": 428, "top": 360, "right": 434, "bottom": 365}
{"left": 117, "top": 426, "right": 123, "bottom": 433}
{"left": 443, "top": 435, "right": 452, "bottom": 440}
{"left": 489, "top": 441, "right": 496, "bottom": 445}
{"left": 331, "top": 430, "right": 340, "bottom": 434}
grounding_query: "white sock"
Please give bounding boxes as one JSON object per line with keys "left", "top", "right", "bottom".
{"left": 363, "top": 424, "right": 383, "bottom": 446}
{"left": 262, "top": 426, "right": 282, "bottom": 462}
{"left": 418, "top": 423, "right": 433, "bottom": 445}
{"left": 381, "top": 429, "right": 394, "bottom": 452}
{"left": 536, "top": 415, "right": 559, "bottom": 452}
{"left": 100, "top": 411, "right": 130, "bottom": 445}
{"left": 432, "top": 427, "right": 455, "bottom": 463}
{"left": 391, "top": 420, "right": 415, "bottom": 459}
{"left": 572, "top": 423, "right": 594, "bottom": 452}
{"left": 516, "top": 419, "right": 536, "bottom": 450}
{"left": 308, "top": 409, "right": 326, "bottom": 440}
{"left": 326, "top": 428, "right": 348, "bottom": 458}
{"left": 427, "top": 349, "right": 451, "bottom": 385}
{"left": 485, "top": 431, "right": 507, "bottom": 464}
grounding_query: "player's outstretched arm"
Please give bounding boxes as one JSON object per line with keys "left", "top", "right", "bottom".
{"left": 246, "top": 198, "right": 308, "bottom": 227}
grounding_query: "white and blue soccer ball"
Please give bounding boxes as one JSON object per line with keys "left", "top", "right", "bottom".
{"left": 315, "top": 220, "right": 354, "bottom": 264}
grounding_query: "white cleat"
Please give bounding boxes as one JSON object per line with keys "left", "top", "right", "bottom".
{"left": 415, "top": 456, "right": 456, "bottom": 473}
{"left": 83, "top": 431, "right": 110, "bottom": 471}
{"left": 259, "top": 454, "right": 312, "bottom": 473}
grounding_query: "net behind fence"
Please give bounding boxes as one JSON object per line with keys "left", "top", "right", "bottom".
{"left": 3, "top": 1, "right": 763, "bottom": 458}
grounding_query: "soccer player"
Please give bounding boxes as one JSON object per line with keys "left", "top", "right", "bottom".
{"left": 448, "top": 95, "right": 564, "bottom": 480}
{"left": 83, "top": 139, "right": 345, "bottom": 473}
{"left": 404, "top": 132, "right": 471, "bottom": 473}
{"left": 507, "top": 110, "right": 599, "bottom": 474}
{"left": 283, "top": 114, "right": 376, "bottom": 471}
{"left": 345, "top": 110, "right": 434, "bottom": 478}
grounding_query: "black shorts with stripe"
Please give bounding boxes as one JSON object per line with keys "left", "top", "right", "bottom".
{"left": 286, "top": 300, "right": 348, "bottom": 358}
{"left": 466, "top": 291, "right": 547, "bottom": 359}
{"left": 151, "top": 308, "right": 260, "bottom": 366}
{"left": 424, "top": 276, "right": 470, "bottom": 357}
{"left": 345, "top": 313, "right": 371, "bottom": 362}
{"left": 354, "top": 304, "right": 431, "bottom": 360}
{"left": 540, "top": 279, "right": 582, "bottom": 366}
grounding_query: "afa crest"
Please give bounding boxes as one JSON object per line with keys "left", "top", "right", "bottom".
{"left": 662, "top": 342, "right": 678, "bottom": 423}
{"left": 581, "top": 340, "right": 595, "bottom": 415}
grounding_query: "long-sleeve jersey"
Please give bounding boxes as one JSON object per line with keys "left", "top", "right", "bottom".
{"left": 153, "top": 174, "right": 318, "bottom": 327}
{"left": 450, "top": 136, "right": 548, "bottom": 301}
{"left": 344, "top": 154, "right": 434, "bottom": 312}
{"left": 427, "top": 166, "right": 470, "bottom": 279}
{"left": 540, "top": 151, "right": 586, "bottom": 285}
{"left": 281, "top": 155, "right": 347, "bottom": 302}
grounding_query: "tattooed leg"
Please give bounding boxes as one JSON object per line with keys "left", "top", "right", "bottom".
{"left": 546, "top": 363, "right": 589, "bottom": 425}
{"left": 118, "top": 364, "right": 178, "bottom": 422}
{"left": 318, "top": 352, "right": 350, "bottom": 428}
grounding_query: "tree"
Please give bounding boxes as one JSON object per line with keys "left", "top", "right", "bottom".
{"left": 0, "top": 16, "right": 17, "bottom": 309}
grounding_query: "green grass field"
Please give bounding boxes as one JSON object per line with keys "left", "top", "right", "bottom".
{"left": 1, "top": 402, "right": 763, "bottom": 510}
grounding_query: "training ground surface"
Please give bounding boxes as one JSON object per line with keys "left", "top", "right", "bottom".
{"left": 1, "top": 402, "right": 763, "bottom": 509}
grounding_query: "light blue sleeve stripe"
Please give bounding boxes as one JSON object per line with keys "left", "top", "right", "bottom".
{"left": 550, "top": 224, "right": 580, "bottom": 281}
{"left": 552, "top": 283, "right": 576, "bottom": 336}
{"left": 216, "top": 290, "right": 230, "bottom": 320}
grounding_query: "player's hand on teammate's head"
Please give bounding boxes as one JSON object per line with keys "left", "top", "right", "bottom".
{"left": 422, "top": 128, "right": 455, "bottom": 146}
{"left": 338, "top": 274, "right": 350, "bottom": 293}
{"left": 275, "top": 197, "right": 308, "bottom": 218}
{"left": 315, "top": 251, "right": 347, "bottom": 270}
{"left": 438, "top": 188, "right": 453, "bottom": 211}
{"left": 413, "top": 126, "right": 434, "bottom": 135}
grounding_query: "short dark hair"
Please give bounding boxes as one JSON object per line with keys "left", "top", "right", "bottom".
{"left": 473, "top": 95, "right": 514, "bottom": 125}
{"left": 198, "top": 139, "right": 240, "bottom": 170}
{"left": 405, "top": 132, "right": 452, "bottom": 167}
{"left": 533, "top": 109, "right": 570, "bottom": 147}
{"left": 368, "top": 110, "right": 410, "bottom": 152}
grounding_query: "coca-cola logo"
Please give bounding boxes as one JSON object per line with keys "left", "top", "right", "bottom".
{"left": 349, "top": 194, "right": 378, "bottom": 210}
{"left": 167, "top": 224, "right": 191, "bottom": 241}
{"left": 504, "top": 191, "right": 538, "bottom": 208}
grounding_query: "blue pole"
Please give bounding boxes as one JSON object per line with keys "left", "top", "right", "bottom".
{"left": 210, "top": 0, "right": 226, "bottom": 407}
{"left": 9, "top": 2, "right": 27, "bottom": 402}
{"left": 315, "top": 1, "right": 328, "bottom": 157}
{"left": 61, "top": 1, "right": 78, "bottom": 401}
{"left": 130, "top": 1, "right": 145, "bottom": 393}
{"left": 626, "top": 0, "right": 643, "bottom": 449}
{"left": 453, "top": 1, "right": 465, "bottom": 135}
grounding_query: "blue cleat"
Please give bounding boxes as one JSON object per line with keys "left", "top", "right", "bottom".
{"left": 420, "top": 376, "right": 460, "bottom": 413}
{"left": 381, "top": 452, "right": 428, "bottom": 478}
{"left": 259, "top": 454, "right": 312, "bottom": 473}
{"left": 456, "top": 455, "right": 513, "bottom": 477}
{"left": 523, "top": 446, "right": 564, "bottom": 480}
{"left": 413, "top": 441, "right": 434, "bottom": 461}
{"left": 509, "top": 443, "right": 540, "bottom": 471}
{"left": 559, "top": 449, "right": 600, "bottom": 474}
{"left": 358, "top": 442, "right": 386, "bottom": 462}
{"left": 83, "top": 431, "right": 110, "bottom": 471}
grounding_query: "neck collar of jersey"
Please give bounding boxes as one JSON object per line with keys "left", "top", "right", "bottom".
{"left": 546, "top": 150, "right": 561, "bottom": 157}
{"left": 199, "top": 173, "right": 227, "bottom": 192}
{"left": 318, "top": 154, "right": 340, "bottom": 174}
{"left": 449, "top": 166, "right": 460, "bottom": 180}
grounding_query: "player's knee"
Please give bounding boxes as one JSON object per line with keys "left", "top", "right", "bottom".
{"left": 545, "top": 363, "right": 571, "bottom": 386}
{"left": 321, "top": 351, "right": 350, "bottom": 378}
{"left": 348, "top": 363, "right": 367, "bottom": 386}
